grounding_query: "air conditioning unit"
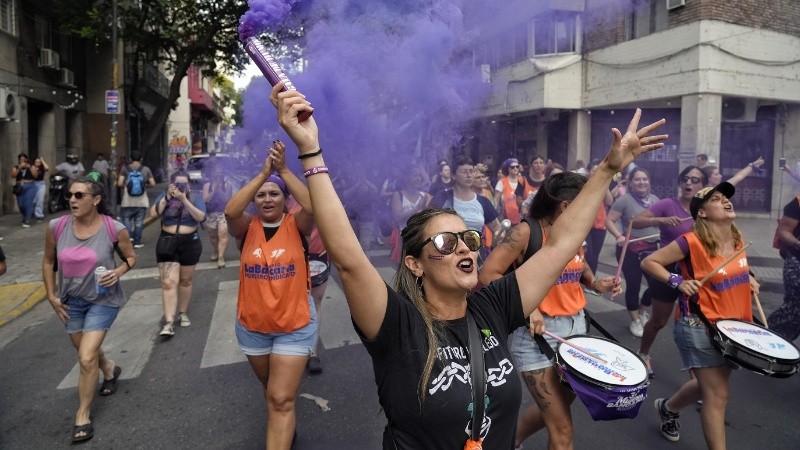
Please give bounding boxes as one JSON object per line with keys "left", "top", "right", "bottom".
{"left": 0, "top": 88, "right": 20, "bottom": 121}
{"left": 667, "top": 0, "right": 686, "bottom": 10}
{"left": 58, "top": 68, "right": 75, "bottom": 87}
{"left": 722, "top": 98, "right": 758, "bottom": 122}
{"left": 39, "top": 48, "right": 60, "bottom": 69}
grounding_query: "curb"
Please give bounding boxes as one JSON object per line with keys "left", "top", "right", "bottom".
{"left": 0, "top": 282, "right": 47, "bottom": 327}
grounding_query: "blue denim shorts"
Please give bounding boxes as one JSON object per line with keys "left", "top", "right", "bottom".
{"left": 235, "top": 294, "right": 318, "bottom": 357}
{"left": 64, "top": 296, "right": 120, "bottom": 334}
{"left": 511, "top": 310, "right": 587, "bottom": 372}
{"left": 673, "top": 315, "right": 737, "bottom": 371}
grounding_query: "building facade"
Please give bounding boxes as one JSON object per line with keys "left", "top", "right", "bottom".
{"left": 467, "top": 0, "right": 800, "bottom": 216}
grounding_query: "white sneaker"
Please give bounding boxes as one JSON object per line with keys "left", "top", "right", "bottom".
{"left": 640, "top": 311, "right": 651, "bottom": 325}
{"left": 630, "top": 319, "right": 644, "bottom": 337}
{"left": 133, "top": 244, "right": 144, "bottom": 249}
{"left": 159, "top": 322, "right": 175, "bottom": 336}
{"left": 178, "top": 313, "right": 191, "bottom": 327}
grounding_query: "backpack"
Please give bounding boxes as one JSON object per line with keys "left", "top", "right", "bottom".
{"left": 772, "top": 195, "right": 800, "bottom": 258}
{"left": 126, "top": 166, "right": 145, "bottom": 196}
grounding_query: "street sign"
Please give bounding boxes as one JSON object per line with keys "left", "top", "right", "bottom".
{"left": 105, "top": 90, "right": 120, "bottom": 114}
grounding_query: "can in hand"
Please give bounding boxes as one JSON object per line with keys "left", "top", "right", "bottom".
{"left": 95, "top": 266, "right": 108, "bottom": 295}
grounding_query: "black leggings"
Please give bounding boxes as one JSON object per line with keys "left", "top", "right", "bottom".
{"left": 615, "top": 245, "right": 654, "bottom": 312}
{"left": 585, "top": 227, "right": 607, "bottom": 274}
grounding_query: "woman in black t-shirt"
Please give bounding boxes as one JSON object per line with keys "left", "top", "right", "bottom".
{"left": 269, "top": 84, "right": 667, "bottom": 449}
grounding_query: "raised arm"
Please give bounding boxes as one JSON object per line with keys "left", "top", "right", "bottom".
{"left": 727, "top": 156, "right": 764, "bottom": 186}
{"left": 271, "top": 141, "right": 314, "bottom": 236}
{"left": 515, "top": 110, "right": 667, "bottom": 316}
{"left": 271, "top": 84, "right": 387, "bottom": 339}
{"left": 224, "top": 155, "right": 273, "bottom": 240}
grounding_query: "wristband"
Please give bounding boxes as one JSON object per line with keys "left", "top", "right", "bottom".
{"left": 298, "top": 149, "right": 322, "bottom": 160}
{"left": 667, "top": 273, "right": 683, "bottom": 289}
{"left": 303, "top": 166, "right": 329, "bottom": 178}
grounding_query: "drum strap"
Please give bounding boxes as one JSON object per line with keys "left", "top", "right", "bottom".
{"left": 467, "top": 312, "right": 486, "bottom": 443}
{"left": 583, "top": 309, "right": 618, "bottom": 342}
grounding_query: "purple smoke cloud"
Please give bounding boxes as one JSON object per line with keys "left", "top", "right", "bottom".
{"left": 235, "top": 0, "right": 491, "bottom": 180}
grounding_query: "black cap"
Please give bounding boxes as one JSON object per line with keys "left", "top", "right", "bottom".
{"left": 690, "top": 181, "right": 735, "bottom": 220}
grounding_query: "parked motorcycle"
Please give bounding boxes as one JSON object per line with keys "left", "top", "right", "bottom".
{"left": 48, "top": 171, "right": 70, "bottom": 213}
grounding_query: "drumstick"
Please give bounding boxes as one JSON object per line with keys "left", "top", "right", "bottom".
{"left": 612, "top": 222, "right": 634, "bottom": 299}
{"left": 681, "top": 216, "right": 693, "bottom": 221}
{"left": 543, "top": 331, "right": 608, "bottom": 364}
{"left": 753, "top": 292, "right": 768, "bottom": 328}
{"left": 698, "top": 242, "right": 753, "bottom": 286}
{"left": 626, "top": 233, "right": 660, "bottom": 244}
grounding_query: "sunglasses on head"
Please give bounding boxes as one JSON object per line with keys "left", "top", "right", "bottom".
{"left": 421, "top": 230, "right": 482, "bottom": 255}
{"left": 680, "top": 176, "right": 702, "bottom": 184}
{"left": 65, "top": 191, "right": 94, "bottom": 200}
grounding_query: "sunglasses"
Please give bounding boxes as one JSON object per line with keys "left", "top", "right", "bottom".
{"left": 65, "top": 191, "right": 94, "bottom": 200}
{"left": 421, "top": 230, "right": 482, "bottom": 255}
{"left": 680, "top": 176, "right": 703, "bottom": 184}
{"left": 509, "top": 165, "right": 520, "bottom": 169}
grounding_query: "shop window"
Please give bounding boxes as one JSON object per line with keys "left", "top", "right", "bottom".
{"left": 0, "top": 0, "right": 15, "bottom": 35}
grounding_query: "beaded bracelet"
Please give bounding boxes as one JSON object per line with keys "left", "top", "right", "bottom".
{"left": 303, "top": 166, "right": 329, "bottom": 178}
{"left": 298, "top": 149, "right": 322, "bottom": 160}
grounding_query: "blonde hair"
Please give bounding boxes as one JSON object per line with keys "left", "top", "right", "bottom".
{"left": 693, "top": 217, "right": 743, "bottom": 257}
{"left": 395, "top": 208, "right": 458, "bottom": 407}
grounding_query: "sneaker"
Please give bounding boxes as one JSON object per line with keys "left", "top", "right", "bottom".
{"left": 629, "top": 319, "right": 644, "bottom": 337}
{"left": 307, "top": 355, "right": 323, "bottom": 374}
{"left": 655, "top": 398, "right": 680, "bottom": 442}
{"left": 21, "top": 222, "right": 30, "bottom": 228}
{"left": 178, "top": 313, "right": 191, "bottom": 327}
{"left": 159, "top": 322, "right": 175, "bottom": 337}
{"left": 639, "top": 352, "right": 654, "bottom": 379}
{"left": 640, "top": 311, "right": 651, "bottom": 325}
{"left": 133, "top": 243, "right": 144, "bottom": 249}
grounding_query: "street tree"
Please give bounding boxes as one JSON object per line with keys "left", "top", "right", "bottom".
{"left": 56, "top": 0, "right": 298, "bottom": 158}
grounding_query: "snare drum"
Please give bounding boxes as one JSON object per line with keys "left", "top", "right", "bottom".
{"left": 556, "top": 335, "right": 649, "bottom": 421}
{"left": 712, "top": 319, "right": 800, "bottom": 378}
{"left": 308, "top": 252, "right": 331, "bottom": 288}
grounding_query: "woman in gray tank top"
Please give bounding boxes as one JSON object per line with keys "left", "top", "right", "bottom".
{"left": 41, "top": 176, "right": 136, "bottom": 443}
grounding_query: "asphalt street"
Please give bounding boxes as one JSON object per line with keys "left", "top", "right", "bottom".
{"left": 0, "top": 212, "right": 799, "bottom": 448}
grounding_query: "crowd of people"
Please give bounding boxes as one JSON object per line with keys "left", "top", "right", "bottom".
{"left": 0, "top": 91, "right": 795, "bottom": 448}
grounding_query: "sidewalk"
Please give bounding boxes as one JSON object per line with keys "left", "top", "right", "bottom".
{"left": 0, "top": 194, "right": 786, "bottom": 326}
{"left": 0, "top": 181, "right": 166, "bottom": 326}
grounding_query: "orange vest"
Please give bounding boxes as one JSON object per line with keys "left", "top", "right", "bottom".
{"left": 238, "top": 214, "right": 311, "bottom": 333}
{"left": 678, "top": 232, "right": 752, "bottom": 324}
{"left": 538, "top": 234, "right": 587, "bottom": 317}
{"left": 500, "top": 177, "right": 523, "bottom": 225}
{"left": 593, "top": 204, "right": 607, "bottom": 230}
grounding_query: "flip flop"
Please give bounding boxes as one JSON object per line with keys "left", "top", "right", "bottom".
{"left": 99, "top": 365, "right": 122, "bottom": 396}
{"left": 71, "top": 422, "right": 94, "bottom": 443}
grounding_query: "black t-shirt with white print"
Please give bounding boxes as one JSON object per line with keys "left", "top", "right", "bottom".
{"left": 356, "top": 274, "right": 526, "bottom": 450}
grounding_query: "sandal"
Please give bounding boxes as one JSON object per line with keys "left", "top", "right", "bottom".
{"left": 99, "top": 365, "right": 122, "bottom": 396}
{"left": 72, "top": 422, "right": 94, "bottom": 443}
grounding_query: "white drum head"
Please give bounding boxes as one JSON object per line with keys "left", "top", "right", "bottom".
{"left": 716, "top": 320, "right": 800, "bottom": 361}
{"left": 309, "top": 260, "right": 328, "bottom": 277}
{"left": 557, "top": 336, "right": 648, "bottom": 386}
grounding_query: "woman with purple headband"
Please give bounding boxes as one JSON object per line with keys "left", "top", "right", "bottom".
{"left": 224, "top": 142, "right": 315, "bottom": 449}
{"left": 269, "top": 82, "right": 667, "bottom": 449}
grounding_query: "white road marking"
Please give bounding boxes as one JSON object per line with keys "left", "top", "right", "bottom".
{"left": 57, "top": 288, "right": 162, "bottom": 389}
{"left": 201, "top": 280, "right": 246, "bottom": 368}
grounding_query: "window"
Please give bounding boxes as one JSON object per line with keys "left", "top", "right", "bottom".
{"left": 0, "top": 0, "right": 15, "bottom": 35}
{"left": 34, "top": 12, "right": 51, "bottom": 48}
{"left": 625, "top": 0, "right": 668, "bottom": 40}
{"left": 533, "top": 14, "right": 578, "bottom": 55}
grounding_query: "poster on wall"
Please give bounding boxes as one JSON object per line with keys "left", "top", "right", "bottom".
{"left": 169, "top": 135, "right": 190, "bottom": 154}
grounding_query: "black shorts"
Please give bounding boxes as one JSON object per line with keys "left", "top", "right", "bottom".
{"left": 309, "top": 252, "right": 331, "bottom": 288}
{"left": 156, "top": 231, "right": 203, "bottom": 266}
{"left": 650, "top": 262, "right": 680, "bottom": 303}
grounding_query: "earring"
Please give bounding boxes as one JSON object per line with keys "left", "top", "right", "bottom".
{"left": 415, "top": 276, "right": 423, "bottom": 291}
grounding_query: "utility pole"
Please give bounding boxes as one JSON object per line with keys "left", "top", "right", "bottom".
{"left": 109, "top": 0, "right": 119, "bottom": 214}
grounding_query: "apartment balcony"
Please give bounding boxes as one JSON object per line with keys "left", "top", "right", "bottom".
{"left": 124, "top": 60, "right": 170, "bottom": 103}
{"left": 188, "top": 66, "right": 222, "bottom": 121}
